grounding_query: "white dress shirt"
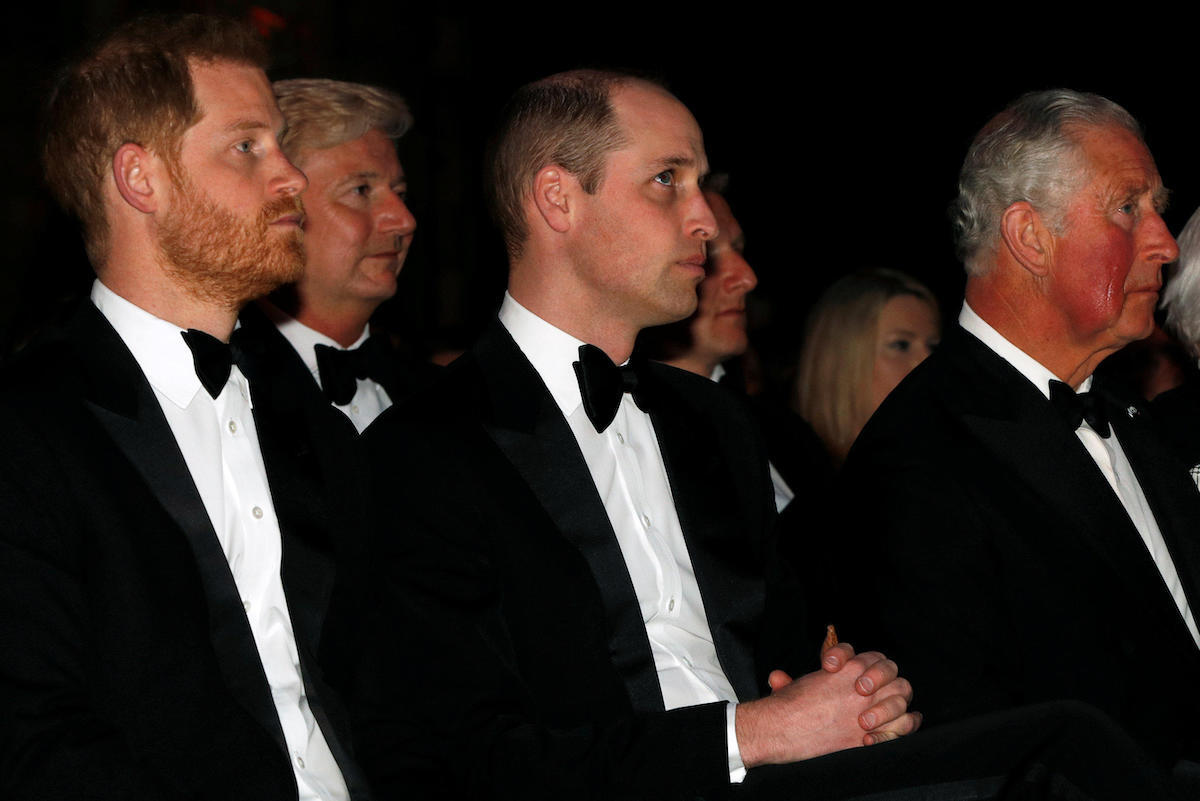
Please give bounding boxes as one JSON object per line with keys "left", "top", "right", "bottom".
{"left": 262, "top": 303, "right": 392, "bottom": 434}
{"left": 499, "top": 293, "right": 747, "bottom": 781}
{"left": 92, "top": 281, "right": 350, "bottom": 801}
{"left": 961, "top": 303, "right": 1200, "bottom": 648}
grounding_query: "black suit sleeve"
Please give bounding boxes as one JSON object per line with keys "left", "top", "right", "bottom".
{"left": 829, "top": 443, "right": 1024, "bottom": 725}
{"left": 0, "top": 409, "right": 164, "bottom": 800}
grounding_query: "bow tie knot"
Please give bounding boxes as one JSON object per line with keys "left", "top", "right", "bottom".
{"left": 181, "top": 328, "right": 247, "bottom": 399}
{"left": 315, "top": 338, "right": 389, "bottom": 406}
{"left": 573, "top": 343, "right": 649, "bottom": 433}
{"left": 1048, "top": 380, "right": 1111, "bottom": 438}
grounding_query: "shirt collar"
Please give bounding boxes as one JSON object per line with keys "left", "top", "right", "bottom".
{"left": 259, "top": 300, "right": 370, "bottom": 380}
{"left": 958, "top": 302, "right": 1092, "bottom": 398}
{"left": 90, "top": 279, "right": 206, "bottom": 409}
{"left": 498, "top": 292, "right": 588, "bottom": 418}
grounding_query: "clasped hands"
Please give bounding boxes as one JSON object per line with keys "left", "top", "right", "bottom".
{"left": 734, "top": 639, "right": 920, "bottom": 768}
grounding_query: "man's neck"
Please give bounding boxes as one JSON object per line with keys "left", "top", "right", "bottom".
{"left": 506, "top": 284, "right": 638, "bottom": 365}
{"left": 97, "top": 270, "right": 239, "bottom": 342}
{"left": 270, "top": 287, "right": 372, "bottom": 349}
{"left": 965, "top": 280, "right": 1109, "bottom": 390}
{"left": 664, "top": 352, "right": 719, "bottom": 379}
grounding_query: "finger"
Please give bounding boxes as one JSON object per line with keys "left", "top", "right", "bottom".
{"left": 822, "top": 642, "right": 855, "bottom": 672}
{"left": 864, "top": 711, "right": 922, "bottom": 745}
{"left": 857, "top": 692, "right": 910, "bottom": 731}
{"left": 767, "top": 669, "right": 793, "bottom": 692}
{"left": 854, "top": 657, "right": 899, "bottom": 696}
{"left": 868, "top": 676, "right": 913, "bottom": 706}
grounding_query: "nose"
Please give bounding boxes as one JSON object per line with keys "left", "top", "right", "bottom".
{"left": 377, "top": 190, "right": 417, "bottom": 238}
{"left": 1143, "top": 210, "right": 1179, "bottom": 264}
{"left": 723, "top": 250, "right": 757, "bottom": 295}
{"left": 271, "top": 150, "right": 307, "bottom": 197}
{"left": 690, "top": 191, "right": 719, "bottom": 241}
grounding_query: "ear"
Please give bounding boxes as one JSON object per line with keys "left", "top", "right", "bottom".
{"left": 998, "top": 201, "right": 1054, "bottom": 277}
{"left": 112, "top": 143, "right": 163, "bottom": 214}
{"left": 531, "top": 165, "right": 573, "bottom": 234}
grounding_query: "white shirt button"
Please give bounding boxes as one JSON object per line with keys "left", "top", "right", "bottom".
{"left": 242, "top": 600, "right": 251, "bottom": 612}
{"left": 295, "top": 756, "right": 305, "bottom": 769}
{"left": 227, "top": 420, "right": 238, "bottom": 434}
{"left": 350, "top": 404, "right": 360, "bottom": 415}
{"left": 616, "top": 432, "right": 625, "bottom": 445}
{"left": 252, "top": 506, "right": 263, "bottom": 519}
{"left": 668, "top": 598, "right": 676, "bottom": 612}
{"left": 641, "top": 513, "right": 651, "bottom": 528}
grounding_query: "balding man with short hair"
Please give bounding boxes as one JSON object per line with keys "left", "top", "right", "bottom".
{"left": 837, "top": 89, "right": 1200, "bottom": 782}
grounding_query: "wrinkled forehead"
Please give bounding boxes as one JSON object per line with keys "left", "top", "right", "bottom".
{"left": 1069, "top": 123, "right": 1162, "bottom": 191}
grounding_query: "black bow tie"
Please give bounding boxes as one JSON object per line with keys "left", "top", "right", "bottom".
{"left": 1049, "top": 380, "right": 1111, "bottom": 438}
{"left": 573, "top": 343, "right": 649, "bottom": 433}
{"left": 315, "top": 337, "right": 389, "bottom": 406}
{"left": 181, "top": 328, "right": 245, "bottom": 399}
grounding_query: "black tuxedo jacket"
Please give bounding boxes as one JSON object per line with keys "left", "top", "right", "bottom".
{"left": 352, "top": 321, "right": 809, "bottom": 801}
{"left": 832, "top": 326, "right": 1200, "bottom": 766}
{"left": 0, "top": 302, "right": 371, "bottom": 800}
{"left": 1151, "top": 374, "right": 1200, "bottom": 469}
{"left": 237, "top": 302, "right": 441, "bottom": 434}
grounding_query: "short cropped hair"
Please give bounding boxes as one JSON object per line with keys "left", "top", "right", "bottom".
{"left": 952, "top": 89, "right": 1143, "bottom": 276}
{"left": 42, "top": 13, "right": 267, "bottom": 266}
{"left": 1162, "top": 206, "right": 1200, "bottom": 354}
{"left": 795, "top": 268, "right": 938, "bottom": 463}
{"left": 488, "top": 69, "right": 643, "bottom": 260}
{"left": 273, "top": 79, "right": 412, "bottom": 165}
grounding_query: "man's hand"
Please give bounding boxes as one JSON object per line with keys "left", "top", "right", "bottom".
{"left": 736, "top": 642, "right": 920, "bottom": 768}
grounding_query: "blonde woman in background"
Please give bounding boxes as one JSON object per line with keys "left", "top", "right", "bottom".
{"left": 795, "top": 268, "right": 941, "bottom": 464}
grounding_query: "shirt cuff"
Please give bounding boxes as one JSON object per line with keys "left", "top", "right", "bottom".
{"left": 726, "top": 701, "right": 746, "bottom": 783}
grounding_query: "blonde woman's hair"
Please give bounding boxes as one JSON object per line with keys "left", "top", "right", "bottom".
{"left": 795, "top": 268, "right": 937, "bottom": 463}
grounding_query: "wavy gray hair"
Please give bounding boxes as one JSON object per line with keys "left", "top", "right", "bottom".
{"left": 952, "top": 89, "right": 1142, "bottom": 276}
{"left": 1162, "top": 207, "right": 1200, "bottom": 354}
{"left": 273, "top": 78, "right": 412, "bottom": 163}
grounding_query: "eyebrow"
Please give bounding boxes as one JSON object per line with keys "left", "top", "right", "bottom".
{"left": 226, "top": 119, "right": 273, "bottom": 133}
{"left": 1154, "top": 185, "right": 1171, "bottom": 213}
{"left": 654, "top": 154, "right": 700, "bottom": 172}
{"left": 340, "top": 170, "right": 406, "bottom": 182}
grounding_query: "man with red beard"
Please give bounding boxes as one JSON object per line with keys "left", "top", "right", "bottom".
{"left": 0, "top": 14, "right": 372, "bottom": 800}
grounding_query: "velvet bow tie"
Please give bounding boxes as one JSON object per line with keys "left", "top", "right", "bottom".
{"left": 1048, "top": 379, "right": 1111, "bottom": 438}
{"left": 573, "top": 343, "right": 649, "bottom": 433}
{"left": 181, "top": 328, "right": 246, "bottom": 399}
{"left": 314, "top": 338, "right": 391, "bottom": 406}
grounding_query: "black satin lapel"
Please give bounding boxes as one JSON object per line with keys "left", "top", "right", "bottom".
{"left": 954, "top": 346, "right": 1188, "bottom": 614}
{"left": 475, "top": 325, "right": 665, "bottom": 712}
{"left": 1112, "top": 407, "right": 1200, "bottom": 639}
{"left": 80, "top": 315, "right": 288, "bottom": 756}
{"left": 646, "top": 376, "right": 762, "bottom": 703}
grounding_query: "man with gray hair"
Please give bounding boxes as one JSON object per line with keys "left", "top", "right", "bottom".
{"left": 239, "top": 78, "right": 427, "bottom": 434}
{"left": 835, "top": 89, "right": 1200, "bottom": 779}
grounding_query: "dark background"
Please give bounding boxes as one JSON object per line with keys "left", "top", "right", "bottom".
{"left": 4, "top": 4, "right": 1195, "bottom": 382}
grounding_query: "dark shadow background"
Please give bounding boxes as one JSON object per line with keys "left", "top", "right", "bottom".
{"left": 5, "top": 4, "right": 1196, "bottom": 387}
